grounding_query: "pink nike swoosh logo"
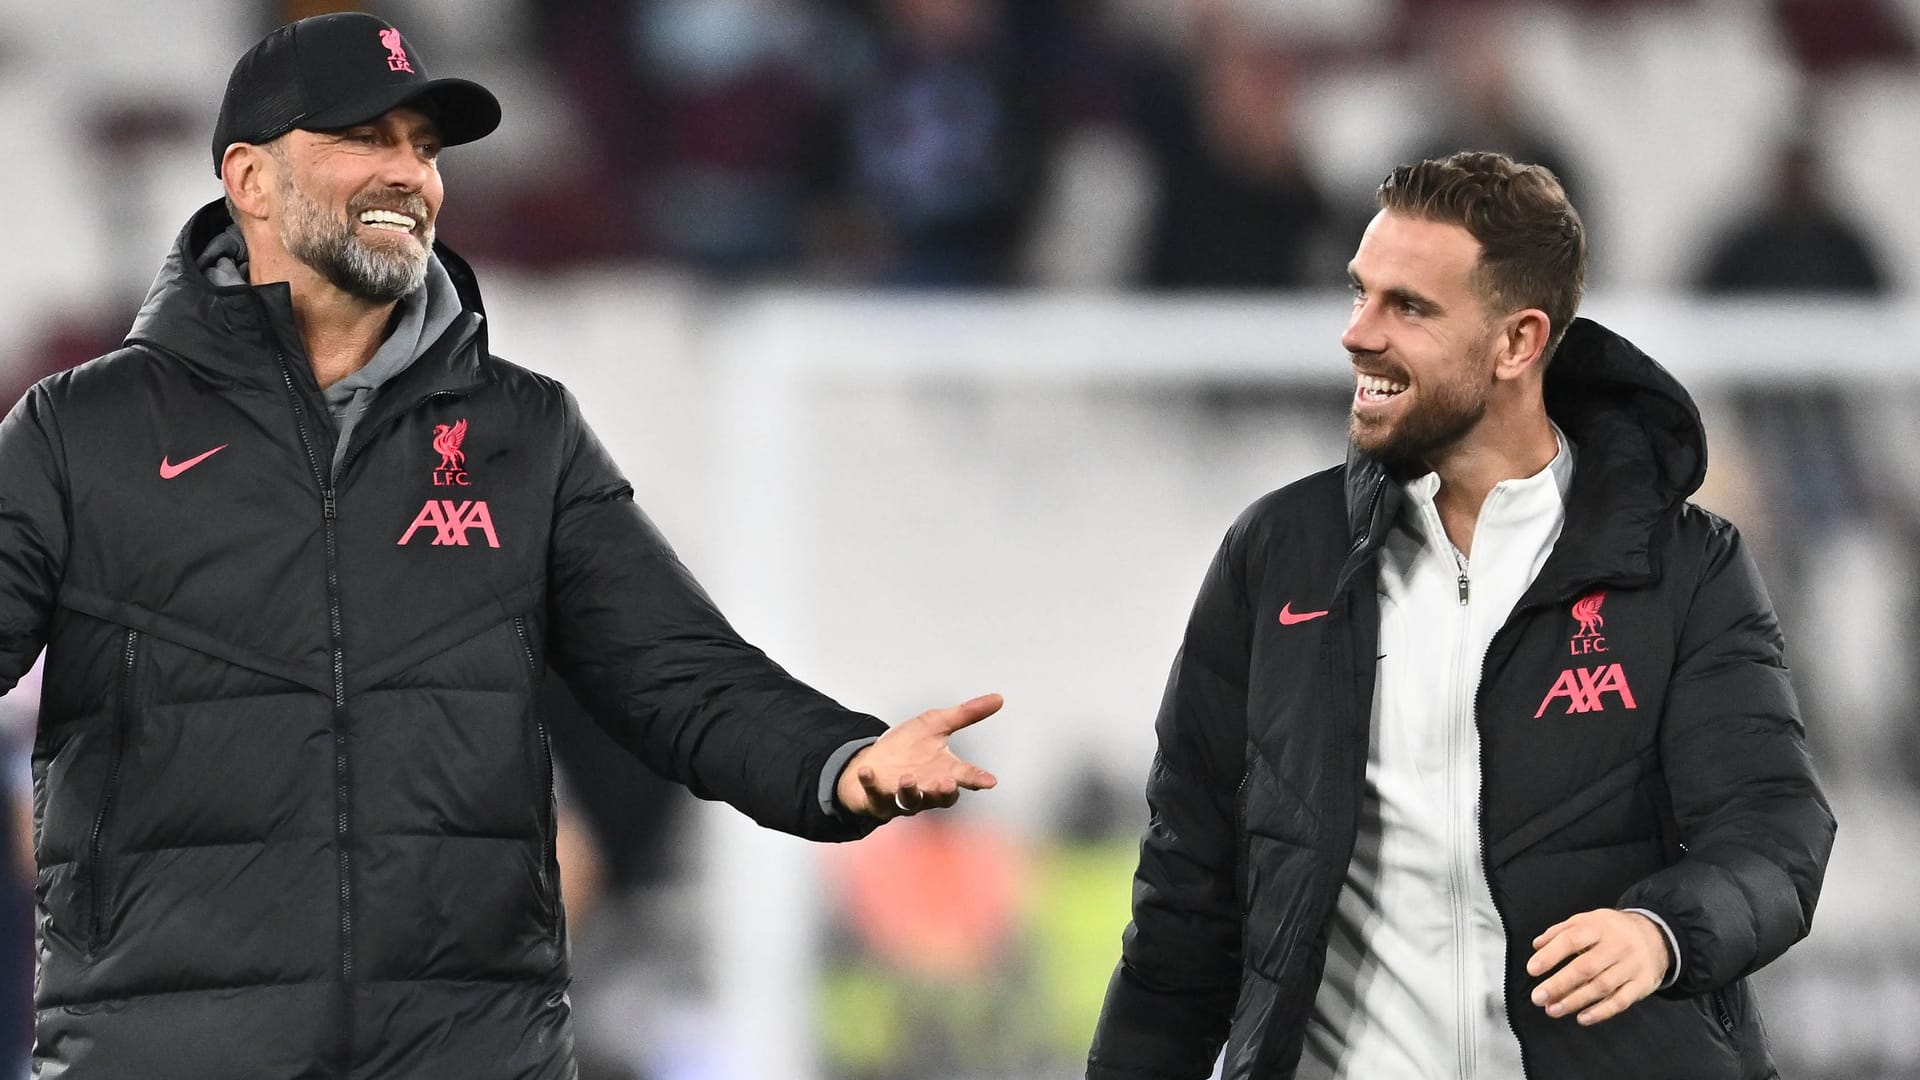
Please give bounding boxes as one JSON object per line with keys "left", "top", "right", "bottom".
{"left": 159, "top": 444, "right": 228, "bottom": 479}
{"left": 1278, "top": 602, "right": 1330, "bottom": 626}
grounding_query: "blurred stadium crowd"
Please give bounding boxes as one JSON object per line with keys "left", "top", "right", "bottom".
{"left": 2, "top": 1, "right": 1919, "bottom": 1078}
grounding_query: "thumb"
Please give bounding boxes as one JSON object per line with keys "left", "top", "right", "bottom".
{"left": 922, "top": 693, "right": 1004, "bottom": 736}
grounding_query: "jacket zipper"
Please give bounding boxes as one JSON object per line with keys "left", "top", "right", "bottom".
{"left": 512, "top": 617, "right": 560, "bottom": 939}
{"left": 1447, "top": 547, "right": 1477, "bottom": 1080}
{"left": 278, "top": 356, "right": 355, "bottom": 1078}
{"left": 85, "top": 629, "right": 140, "bottom": 954}
{"left": 1711, "top": 988, "right": 1736, "bottom": 1035}
{"left": 1348, "top": 474, "right": 1388, "bottom": 556}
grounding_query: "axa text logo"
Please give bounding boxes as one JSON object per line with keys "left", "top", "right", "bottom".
{"left": 432, "top": 418, "right": 469, "bottom": 486}
{"left": 398, "top": 499, "right": 500, "bottom": 548}
{"left": 1533, "top": 663, "right": 1638, "bottom": 718}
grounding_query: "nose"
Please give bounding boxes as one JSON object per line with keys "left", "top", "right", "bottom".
{"left": 1341, "top": 297, "right": 1384, "bottom": 357}
{"left": 374, "top": 142, "right": 433, "bottom": 193}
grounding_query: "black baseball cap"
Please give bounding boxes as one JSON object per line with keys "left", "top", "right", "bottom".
{"left": 212, "top": 12, "right": 501, "bottom": 176}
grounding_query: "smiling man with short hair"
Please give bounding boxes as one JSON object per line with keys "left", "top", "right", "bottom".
{"left": 1088, "top": 152, "right": 1834, "bottom": 1080}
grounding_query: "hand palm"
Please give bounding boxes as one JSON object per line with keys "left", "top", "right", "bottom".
{"left": 837, "top": 694, "right": 1001, "bottom": 818}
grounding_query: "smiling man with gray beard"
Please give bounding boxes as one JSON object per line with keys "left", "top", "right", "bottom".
{"left": 0, "top": 12, "right": 1003, "bottom": 1078}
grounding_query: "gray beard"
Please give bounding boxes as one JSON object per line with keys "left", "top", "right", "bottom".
{"left": 278, "top": 179, "right": 432, "bottom": 303}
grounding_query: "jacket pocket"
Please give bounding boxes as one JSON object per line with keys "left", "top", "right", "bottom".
{"left": 83, "top": 628, "right": 139, "bottom": 956}
{"left": 1709, "top": 984, "right": 1739, "bottom": 1041}
{"left": 512, "top": 616, "right": 560, "bottom": 940}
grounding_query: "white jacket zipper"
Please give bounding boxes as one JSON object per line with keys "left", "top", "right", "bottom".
{"left": 1449, "top": 543, "right": 1476, "bottom": 1080}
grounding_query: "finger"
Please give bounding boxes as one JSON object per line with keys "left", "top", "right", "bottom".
{"left": 947, "top": 755, "right": 998, "bottom": 790}
{"left": 1576, "top": 977, "right": 1648, "bottom": 1026}
{"left": 895, "top": 775, "right": 924, "bottom": 814}
{"left": 1532, "top": 949, "right": 1611, "bottom": 1009}
{"left": 1543, "top": 961, "right": 1625, "bottom": 1019}
{"left": 858, "top": 768, "right": 898, "bottom": 818}
{"left": 1532, "top": 917, "right": 1576, "bottom": 949}
{"left": 1526, "top": 923, "right": 1596, "bottom": 978}
{"left": 923, "top": 693, "right": 1004, "bottom": 736}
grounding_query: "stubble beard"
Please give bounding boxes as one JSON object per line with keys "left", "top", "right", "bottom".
{"left": 278, "top": 175, "right": 433, "bottom": 303}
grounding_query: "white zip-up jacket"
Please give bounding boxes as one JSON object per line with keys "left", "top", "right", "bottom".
{"left": 1298, "top": 427, "right": 1574, "bottom": 1079}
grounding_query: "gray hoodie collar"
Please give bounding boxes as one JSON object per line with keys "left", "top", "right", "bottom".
{"left": 196, "top": 225, "right": 465, "bottom": 471}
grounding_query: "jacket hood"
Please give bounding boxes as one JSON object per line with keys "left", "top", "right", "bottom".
{"left": 125, "top": 200, "right": 490, "bottom": 388}
{"left": 1341, "top": 316, "right": 1709, "bottom": 593}
{"left": 1544, "top": 317, "right": 1707, "bottom": 506}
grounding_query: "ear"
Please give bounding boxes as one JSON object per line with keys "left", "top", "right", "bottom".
{"left": 220, "top": 143, "right": 277, "bottom": 223}
{"left": 1492, "top": 308, "right": 1552, "bottom": 383}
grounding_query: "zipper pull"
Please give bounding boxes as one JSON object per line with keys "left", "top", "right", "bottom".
{"left": 323, "top": 488, "right": 338, "bottom": 520}
{"left": 1457, "top": 572, "right": 1470, "bottom": 606}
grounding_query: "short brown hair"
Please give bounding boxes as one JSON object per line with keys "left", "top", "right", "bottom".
{"left": 1377, "top": 151, "right": 1587, "bottom": 364}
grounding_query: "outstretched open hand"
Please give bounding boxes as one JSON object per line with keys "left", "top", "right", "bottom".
{"left": 836, "top": 693, "right": 1002, "bottom": 819}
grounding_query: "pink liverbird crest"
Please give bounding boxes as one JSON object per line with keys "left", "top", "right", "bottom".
{"left": 379, "top": 28, "right": 414, "bottom": 73}
{"left": 1571, "top": 591, "right": 1607, "bottom": 638}
{"left": 432, "top": 419, "right": 467, "bottom": 471}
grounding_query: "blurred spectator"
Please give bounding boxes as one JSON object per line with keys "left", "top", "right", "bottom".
{"left": 623, "top": 0, "right": 857, "bottom": 276}
{"left": 1692, "top": 132, "right": 1885, "bottom": 564}
{"left": 1770, "top": 0, "right": 1917, "bottom": 74}
{"left": 1025, "top": 770, "right": 1139, "bottom": 1063}
{"left": 1137, "top": 7, "right": 1335, "bottom": 289}
{"left": 1697, "top": 138, "right": 1888, "bottom": 295}
{"left": 1409, "top": 3, "right": 1582, "bottom": 211}
{"left": 1693, "top": 135, "right": 1887, "bottom": 543}
{"left": 1015, "top": 1, "right": 1165, "bottom": 287}
{"left": 521, "top": 0, "right": 875, "bottom": 276}
{"left": 814, "top": 769, "right": 1143, "bottom": 1078}
{"left": 1696, "top": 136, "right": 1891, "bottom": 805}
{"left": 834, "top": 0, "right": 1049, "bottom": 286}
{"left": 818, "top": 814, "right": 1038, "bottom": 1078}
{"left": 1, "top": 316, "right": 121, "bottom": 417}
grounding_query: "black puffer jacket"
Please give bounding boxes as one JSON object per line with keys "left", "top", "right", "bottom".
{"left": 1088, "top": 319, "right": 1835, "bottom": 1079}
{"left": 0, "top": 202, "right": 886, "bottom": 1079}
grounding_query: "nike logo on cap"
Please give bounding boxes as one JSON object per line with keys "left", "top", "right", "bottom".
{"left": 1278, "top": 602, "right": 1329, "bottom": 625}
{"left": 159, "top": 444, "right": 228, "bottom": 479}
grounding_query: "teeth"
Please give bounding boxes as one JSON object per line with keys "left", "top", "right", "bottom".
{"left": 358, "top": 209, "right": 417, "bottom": 232}
{"left": 1358, "top": 373, "right": 1408, "bottom": 395}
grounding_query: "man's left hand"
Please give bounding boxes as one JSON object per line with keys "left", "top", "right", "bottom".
{"left": 836, "top": 693, "right": 1002, "bottom": 819}
{"left": 1527, "top": 909, "right": 1670, "bottom": 1026}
